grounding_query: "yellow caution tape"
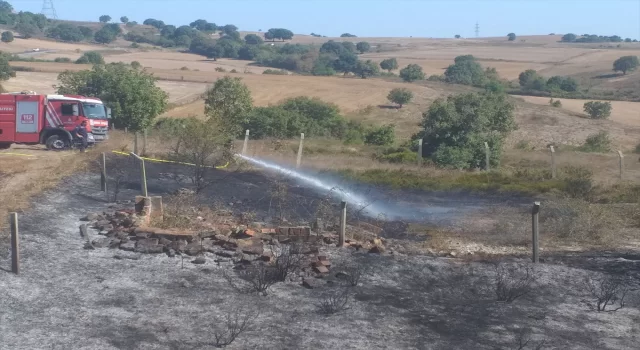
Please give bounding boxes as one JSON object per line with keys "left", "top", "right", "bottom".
{"left": 0, "top": 152, "right": 37, "bottom": 157}
{"left": 111, "top": 150, "right": 229, "bottom": 169}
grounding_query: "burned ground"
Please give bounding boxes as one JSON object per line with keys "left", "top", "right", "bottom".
{"left": 0, "top": 162, "right": 638, "bottom": 349}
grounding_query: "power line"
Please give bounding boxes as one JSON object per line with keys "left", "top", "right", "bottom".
{"left": 475, "top": 22, "right": 480, "bottom": 38}
{"left": 41, "top": 0, "right": 58, "bottom": 19}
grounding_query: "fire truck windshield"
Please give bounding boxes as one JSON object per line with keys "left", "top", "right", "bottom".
{"left": 82, "top": 103, "right": 107, "bottom": 119}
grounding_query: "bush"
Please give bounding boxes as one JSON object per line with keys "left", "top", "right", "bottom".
{"left": 379, "top": 58, "right": 398, "bottom": 72}
{"left": 613, "top": 55, "right": 639, "bottom": 75}
{"left": 378, "top": 149, "right": 416, "bottom": 164}
{"left": 419, "top": 92, "right": 516, "bottom": 169}
{"left": 549, "top": 98, "right": 562, "bottom": 107}
{"left": 46, "top": 23, "right": 85, "bottom": 42}
{"left": 130, "top": 61, "right": 141, "bottom": 69}
{"left": 507, "top": 33, "right": 516, "bottom": 41}
{"left": 54, "top": 57, "right": 72, "bottom": 63}
{"left": 387, "top": 88, "right": 413, "bottom": 108}
{"left": 262, "top": 68, "right": 288, "bottom": 75}
{"left": 75, "top": 51, "right": 104, "bottom": 65}
{"left": 427, "top": 74, "right": 444, "bottom": 81}
{"left": 444, "top": 55, "right": 488, "bottom": 87}
{"left": 584, "top": 274, "right": 631, "bottom": 312}
{"left": 214, "top": 67, "right": 226, "bottom": 72}
{"left": 1, "top": 31, "right": 13, "bottom": 43}
{"left": 364, "top": 124, "right": 395, "bottom": 146}
{"left": 583, "top": 101, "right": 612, "bottom": 119}
{"left": 213, "top": 307, "right": 255, "bottom": 347}
{"left": 180, "top": 66, "right": 189, "bottom": 71}
{"left": 580, "top": 131, "right": 611, "bottom": 153}
{"left": 230, "top": 69, "right": 238, "bottom": 73}
{"left": 317, "top": 286, "right": 352, "bottom": 315}
{"left": 130, "top": 42, "right": 139, "bottom": 48}
{"left": 494, "top": 263, "right": 535, "bottom": 303}
{"left": 399, "top": 64, "right": 425, "bottom": 82}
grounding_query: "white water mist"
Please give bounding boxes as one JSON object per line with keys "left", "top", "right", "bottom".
{"left": 236, "top": 154, "right": 387, "bottom": 218}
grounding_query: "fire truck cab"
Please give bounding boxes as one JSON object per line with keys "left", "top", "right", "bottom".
{"left": 0, "top": 91, "right": 111, "bottom": 150}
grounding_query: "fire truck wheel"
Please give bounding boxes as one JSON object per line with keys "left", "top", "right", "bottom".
{"left": 45, "top": 135, "right": 69, "bottom": 150}
{"left": 0, "top": 143, "right": 11, "bottom": 150}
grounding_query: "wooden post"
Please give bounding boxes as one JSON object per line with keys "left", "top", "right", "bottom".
{"left": 417, "top": 139, "right": 423, "bottom": 165}
{"left": 142, "top": 129, "right": 148, "bottom": 156}
{"left": 100, "top": 152, "right": 107, "bottom": 192}
{"left": 484, "top": 142, "right": 490, "bottom": 171}
{"left": 124, "top": 127, "right": 128, "bottom": 133}
{"left": 532, "top": 202, "right": 540, "bottom": 264}
{"left": 10, "top": 212, "right": 19, "bottom": 274}
{"left": 296, "top": 133, "right": 304, "bottom": 168}
{"left": 133, "top": 132, "right": 139, "bottom": 155}
{"left": 338, "top": 201, "right": 347, "bottom": 247}
{"left": 549, "top": 146, "right": 556, "bottom": 179}
{"left": 130, "top": 153, "right": 148, "bottom": 197}
{"left": 617, "top": 150, "right": 624, "bottom": 180}
{"left": 242, "top": 129, "right": 250, "bottom": 155}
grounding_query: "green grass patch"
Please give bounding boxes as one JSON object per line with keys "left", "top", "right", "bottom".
{"left": 337, "top": 168, "right": 568, "bottom": 196}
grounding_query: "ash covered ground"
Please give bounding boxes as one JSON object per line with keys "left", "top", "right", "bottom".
{"left": 0, "top": 163, "right": 639, "bottom": 349}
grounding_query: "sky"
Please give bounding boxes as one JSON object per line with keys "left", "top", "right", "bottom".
{"left": 9, "top": 0, "right": 640, "bottom": 39}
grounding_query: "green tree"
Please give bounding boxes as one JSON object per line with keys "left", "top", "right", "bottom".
{"left": 131, "top": 61, "right": 141, "bottom": 69}
{"left": 120, "top": 16, "right": 129, "bottom": 24}
{"left": 0, "top": 1, "right": 12, "bottom": 13}
{"left": 333, "top": 52, "right": 358, "bottom": 75}
{"left": 56, "top": 63, "right": 168, "bottom": 131}
{"left": 75, "top": 51, "right": 105, "bottom": 64}
{"left": 0, "top": 53, "right": 14, "bottom": 80}
{"left": 15, "top": 22, "right": 38, "bottom": 39}
{"left": 455, "top": 34, "right": 461, "bottom": 39}
{"left": 399, "top": 64, "right": 425, "bottom": 82}
{"left": 387, "top": 88, "right": 413, "bottom": 108}
{"left": 583, "top": 101, "right": 612, "bottom": 119}
{"left": 94, "top": 24, "right": 121, "bottom": 44}
{"left": 78, "top": 26, "right": 93, "bottom": 39}
{"left": 518, "top": 69, "right": 540, "bottom": 87}
{"left": 364, "top": 124, "right": 395, "bottom": 146}
{"left": 244, "top": 33, "right": 263, "bottom": 45}
{"left": 507, "top": 33, "right": 516, "bottom": 41}
{"left": 143, "top": 18, "right": 165, "bottom": 29}
{"left": 238, "top": 106, "right": 305, "bottom": 139}
{"left": 356, "top": 41, "right": 371, "bottom": 54}
{"left": 46, "top": 23, "right": 85, "bottom": 42}
{"left": 221, "top": 24, "right": 238, "bottom": 36}
{"left": 160, "top": 25, "right": 176, "bottom": 38}
{"left": 341, "top": 41, "right": 357, "bottom": 54}
{"left": 1, "top": 31, "right": 13, "bottom": 43}
{"left": 380, "top": 58, "right": 398, "bottom": 72}
{"left": 280, "top": 96, "right": 345, "bottom": 138}
{"left": 340, "top": 33, "right": 357, "bottom": 37}
{"left": 444, "top": 56, "right": 487, "bottom": 86}
{"left": 265, "top": 28, "right": 294, "bottom": 41}
{"left": 613, "top": 55, "right": 639, "bottom": 75}
{"left": 320, "top": 40, "right": 345, "bottom": 56}
{"left": 174, "top": 35, "right": 192, "bottom": 47}
{"left": 546, "top": 76, "right": 578, "bottom": 92}
{"left": 353, "top": 59, "right": 379, "bottom": 78}
{"left": 204, "top": 76, "right": 253, "bottom": 135}
{"left": 418, "top": 92, "right": 516, "bottom": 169}
{"left": 561, "top": 33, "right": 577, "bottom": 42}
{"left": 99, "top": 15, "right": 112, "bottom": 23}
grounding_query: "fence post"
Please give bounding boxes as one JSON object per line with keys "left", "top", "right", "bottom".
{"left": 338, "top": 201, "right": 347, "bottom": 247}
{"left": 296, "top": 133, "right": 304, "bottom": 168}
{"left": 143, "top": 129, "right": 148, "bottom": 156}
{"left": 100, "top": 152, "right": 107, "bottom": 192}
{"left": 242, "top": 129, "right": 250, "bottom": 155}
{"left": 617, "top": 150, "right": 624, "bottom": 180}
{"left": 130, "top": 152, "right": 148, "bottom": 197}
{"left": 532, "top": 202, "right": 540, "bottom": 264}
{"left": 124, "top": 127, "right": 128, "bottom": 133}
{"left": 10, "top": 212, "right": 19, "bottom": 274}
{"left": 417, "top": 139, "right": 423, "bottom": 165}
{"left": 484, "top": 142, "right": 490, "bottom": 171}
{"left": 549, "top": 146, "right": 556, "bottom": 179}
{"left": 133, "top": 132, "right": 139, "bottom": 155}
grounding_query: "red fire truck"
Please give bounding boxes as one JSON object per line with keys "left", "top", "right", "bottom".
{"left": 0, "top": 91, "right": 111, "bottom": 150}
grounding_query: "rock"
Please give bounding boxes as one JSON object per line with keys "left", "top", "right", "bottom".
{"left": 215, "top": 258, "right": 231, "bottom": 264}
{"left": 167, "top": 240, "right": 187, "bottom": 253}
{"left": 108, "top": 239, "right": 121, "bottom": 249}
{"left": 99, "top": 230, "right": 109, "bottom": 236}
{"left": 192, "top": 256, "right": 206, "bottom": 264}
{"left": 369, "top": 245, "right": 385, "bottom": 254}
{"left": 82, "top": 213, "right": 99, "bottom": 222}
{"left": 448, "top": 251, "right": 457, "bottom": 257}
{"left": 120, "top": 241, "right": 136, "bottom": 251}
{"left": 213, "top": 234, "right": 228, "bottom": 244}
{"left": 240, "top": 254, "right": 257, "bottom": 264}
{"left": 92, "top": 238, "right": 112, "bottom": 248}
{"left": 83, "top": 242, "right": 95, "bottom": 250}
{"left": 167, "top": 249, "right": 176, "bottom": 258}
{"left": 242, "top": 245, "right": 264, "bottom": 255}
{"left": 185, "top": 242, "right": 203, "bottom": 256}
{"left": 159, "top": 238, "right": 172, "bottom": 246}
{"left": 259, "top": 252, "right": 273, "bottom": 262}
{"left": 335, "top": 271, "right": 350, "bottom": 280}
{"left": 302, "top": 278, "right": 323, "bottom": 289}
{"left": 100, "top": 224, "right": 114, "bottom": 232}
{"left": 215, "top": 251, "right": 234, "bottom": 258}
{"left": 135, "top": 239, "right": 164, "bottom": 254}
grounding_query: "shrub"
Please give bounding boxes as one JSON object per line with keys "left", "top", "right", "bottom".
{"left": 1, "top": 31, "right": 13, "bottom": 43}
{"left": 214, "top": 67, "right": 227, "bottom": 72}
{"left": 613, "top": 55, "right": 639, "bottom": 75}
{"left": 635, "top": 143, "right": 640, "bottom": 154}
{"left": 364, "top": 124, "right": 395, "bottom": 146}
{"left": 494, "top": 263, "right": 535, "bottom": 303}
{"left": 130, "top": 61, "right": 141, "bottom": 69}
{"left": 507, "top": 33, "right": 516, "bottom": 41}
{"left": 560, "top": 166, "right": 594, "bottom": 199}
{"left": 378, "top": 149, "right": 416, "bottom": 164}
{"left": 427, "top": 74, "right": 444, "bottom": 81}
{"left": 317, "top": 286, "right": 352, "bottom": 315}
{"left": 262, "top": 68, "right": 288, "bottom": 75}
{"left": 130, "top": 42, "right": 139, "bottom": 48}
{"left": 180, "top": 66, "right": 189, "bottom": 71}
{"left": 583, "top": 101, "right": 612, "bottom": 119}
{"left": 379, "top": 58, "right": 398, "bottom": 72}
{"left": 419, "top": 92, "right": 516, "bottom": 169}
{"left": 212, "top": 307, "right": 255, "bottom": 347}
{"left": 272, "top": 242, "right": 307, "bottom": 281}
{"left": 549, "top": 98, "right": 562, "bottom": 107}
{"left": 580, "top": 131, "right": 611, "bottom": 153}
{"left": 75, "top": 51, "right": 104, "bottom": 64}
{"left": 444, "top": 55, "right": 487, "bottom": 86}
{"left": 387, "top": 88, "right": 413, "bottom": 108}
{"left": 399, "top": 64, "right": 425, "bottom": 82}
{"left": 584, "top": 274, "right": 631, "bottom": 312}
{"left": 230, "top": 69, "right": 238, "bottom": 73}
{"left": 54, "top": 57, "right": 71, "bottom": 63}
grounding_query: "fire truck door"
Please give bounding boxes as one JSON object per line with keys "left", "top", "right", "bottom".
{"left": 16, "top": 101, "right": 39, "bottom": 134}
